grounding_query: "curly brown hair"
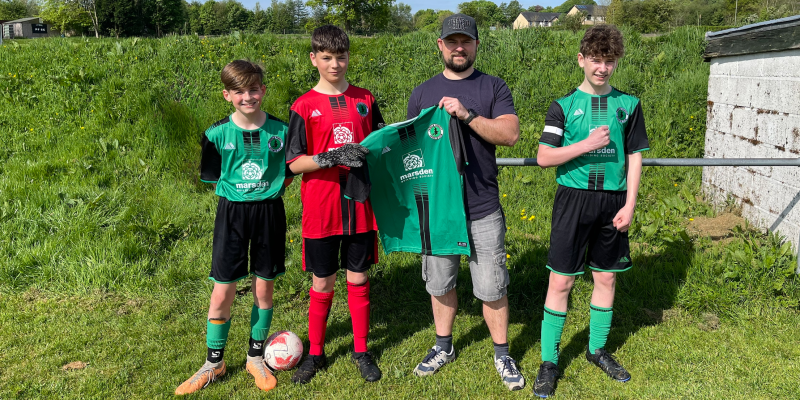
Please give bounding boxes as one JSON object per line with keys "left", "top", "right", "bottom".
{"left": 580, "top": 24, "right": 624, "bottom": 59}
{"left": 220, "top": 59, "right": 264, "bottom": 91}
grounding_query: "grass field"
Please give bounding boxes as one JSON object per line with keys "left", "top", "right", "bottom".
{"left": 1, "top": 27, "right": 799, "bottom": 399}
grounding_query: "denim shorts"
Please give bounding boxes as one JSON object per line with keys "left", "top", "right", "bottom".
{"left": 421, "top": 208, "right": 509, "bottom": 302}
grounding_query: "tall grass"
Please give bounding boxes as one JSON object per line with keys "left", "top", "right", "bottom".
{"left": 0, "top": 27, "right": 797, "bottom": 315}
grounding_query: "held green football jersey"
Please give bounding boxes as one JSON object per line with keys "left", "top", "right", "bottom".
{"left": 539, "top": 88, "right": 650, "bottom": 191}
{"left": 200, "top": 113, "right": 290, "bottom": 202}
{"left": 346, "top": 106, "right": 470, "bottom": 256}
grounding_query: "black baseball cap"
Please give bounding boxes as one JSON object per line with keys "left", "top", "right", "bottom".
{"left": 441, "top": 14, "right": 478, "bottom": 41}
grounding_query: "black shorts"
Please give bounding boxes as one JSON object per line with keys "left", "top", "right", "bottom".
{"left": 210, "top": 197, "right": 286, "bottom": 283}
{"left": 547, "top": 185, "right": 632, "bottom": 276}
{"left": 302, "top": 231, "right": 378, "bottom": 278}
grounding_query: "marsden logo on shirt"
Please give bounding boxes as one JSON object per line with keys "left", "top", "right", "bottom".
{"left": 333, "top": 122, "right": 354, "bottom": 144}
{"left": 400, "top": 150, "right": 434, "bottom": 183}
{"left": 241, "top": 160, "right": 264, "bottom": 180}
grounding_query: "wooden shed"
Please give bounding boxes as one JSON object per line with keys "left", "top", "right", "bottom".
{"left": 701, "top": 15, "right": 800, "bottom": 265}
{"left": 2, "top": 17, "right": 59, "bottom": 39}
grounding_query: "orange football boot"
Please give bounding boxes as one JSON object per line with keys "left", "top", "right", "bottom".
{"left": 175, "top": 360, "right": 226, "bottom": 395}
{"left": 246, "top": 356, "right": 277, "bottom": 391}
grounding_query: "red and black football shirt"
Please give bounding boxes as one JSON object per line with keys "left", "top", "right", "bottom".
{"left": 286, "top": 85, "right": 384, "bottom": 239}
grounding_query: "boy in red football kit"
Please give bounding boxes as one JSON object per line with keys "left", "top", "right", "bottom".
{"left": 285, "top": 25, "right": 384, "bottom": 384}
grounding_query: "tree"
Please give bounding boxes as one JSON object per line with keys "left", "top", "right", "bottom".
{"left": 0, "top": 0, "right": 25, "bottom": 20}
{"left": 250, "top": 2, "right": 271, "bottom": 33}
{"left": 39, "top": 0, "right": 91, "bottom": 34}
{"left": 97, "top": 0, "right": 137, "bottom": 37}
{"left": 606, "top": 0, "right": 623, "bottom": 25}
{"left": 500, "top": 0, "right": 524, "bottom": 25}
{"left": 624, "top": 0, "right": 673, "bottom": 32}
{"left": 184, "top": 1, "right": 202, "bottom": 33}
{"left": 458, "top": 0, "right": 504, "bottom": 27}
{"left": 387, "top": 2, "right": 413, "bottom": 33}
{"left": 305, "top": 0, "right": 390, "bottom": 33}
{"left": 556, "top": 9, "right": 585, "bottom": 31}
{"left": 146, "top": 0, "right": 184, "bottom": 36}
{"left": 527, "top": 5, "right": 545, "bottom": 12}
{"left": 225, "top": 0, "right": 251, "bottom": 31}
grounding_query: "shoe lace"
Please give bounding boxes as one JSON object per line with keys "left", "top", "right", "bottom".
{"left": 597, "top": 351, "right": 623, "bottom": 371}
{"left": 500, "top": 357, "right": 520, "bottom": 375}
{"left": 421, "top": 348, "right": 440, "bottom": 363}
{"left": 355, "top": 352, "right": 375, "bottom": 366}
{"left": 538, "top": 363, "right": 558, "bottom": 380}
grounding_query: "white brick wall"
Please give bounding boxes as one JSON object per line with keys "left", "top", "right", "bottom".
{"left": 702, "top": 48, "right": 800, "bottom": 256}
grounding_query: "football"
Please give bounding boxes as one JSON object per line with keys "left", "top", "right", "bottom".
{"left": 263, "top": 331, "right": 303, "bottom": 371}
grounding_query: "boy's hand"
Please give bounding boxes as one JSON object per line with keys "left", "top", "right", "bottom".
{"left": 612, "top": 205, "right": 635, "bottom": 232}
{"left": 438, "top": 96, "right": 469, "bottom": 120}
{"left": 584, "top": 125, "right": 610, "bottom": 151}
{"left": 312, "top": 143, "right": 369, "bottom": 169}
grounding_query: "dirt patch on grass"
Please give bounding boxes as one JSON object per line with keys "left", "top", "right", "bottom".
{"left": 686, "top": 213, "right": 746, "bottom": 240}
{"left": 698, "top": 312, "right": 721, "bottom": 331}
{"left": 640, "top": 307, "right": 683, "bottom": 323}
{"left": 62, "top": 361, "right": 87, "bottom": 371}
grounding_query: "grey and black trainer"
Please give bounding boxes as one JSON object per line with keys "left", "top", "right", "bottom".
{"left": 585, "top": 346, "right": 631, "bottom": 382}
{"left": 494, "top": 355, "right": 525, "bottom": 391}
{"left": 532, "top": 361, "right": 559, "bottom": 398}
{"left": 413, "top": 345, "right": 456, "bottom": 376}
{"left": 291, "top": 353, "right": 327, "bottom": 384}
{"left": 352, "top": 351, "right": 382, "bottom": 382}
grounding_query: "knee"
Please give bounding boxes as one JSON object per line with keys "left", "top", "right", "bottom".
{"left": 593, "top": 272, "right": 616, "bottom": 289}
{"left": 210, "top": 289, "right": 233, "bottom": 310}
{"left": 312, "top": 275, "right": 336, "bottom": 293}
{"left": 549, "top": 274, "right": 576, "bottom": 293}
{"left": 347, "top": 271, "right": 368, "bottom": 286}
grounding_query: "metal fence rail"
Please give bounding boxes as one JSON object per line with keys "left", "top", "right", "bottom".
{"left": 496, "top": 158, "right": 800, "bottom": 167}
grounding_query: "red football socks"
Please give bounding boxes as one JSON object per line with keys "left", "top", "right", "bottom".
{"left": 347, "top": 281, "right": 371, "bottom": 353}
{"left": 308, "top": 288, "right": 334, "bottom": 356}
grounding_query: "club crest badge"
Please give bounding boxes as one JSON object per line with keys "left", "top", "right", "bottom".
{"left": 616, "top": 107, "right": 629, "bottom": 124}
{"left": 268, "top": 136, "right": 284, "bottom": 152}
{"left": 427, "top": 124, "right": 444, "bottom": 140}
{"left": 356, "top": 102, "right": 369, "bottom": 117}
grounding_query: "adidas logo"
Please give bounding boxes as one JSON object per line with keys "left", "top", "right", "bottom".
{"left": 224, "top": 142, "right": 235, "bottom": 150}
{"left": 311, "top": 109, "right": 322, "bottom": 117}
{"left": 574, "top": 109, "right": 584, "bottom": 116}
{"left": 382, "top": 146, "right": 391, "bottom": 154}
{"left": 620, "top": 256, "right": 630, "bottom": 263}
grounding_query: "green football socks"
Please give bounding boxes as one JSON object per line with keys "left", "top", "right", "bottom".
{"left": 589, "top": 304, "right": 613, "bottom": 354}
{"left": 541, "top": 306, "right": 567, "bottom": 365}
{"left": 206, "top": 317, "right": 231, "bottom": 350}
{"left": 250, "top": 305, "right": 273, "bottom": 341}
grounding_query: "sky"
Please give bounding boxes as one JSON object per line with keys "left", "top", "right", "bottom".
{"left": 235, "top": 0, "right": 566, "bottom": 14}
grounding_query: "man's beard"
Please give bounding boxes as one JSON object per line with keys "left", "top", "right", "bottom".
{"left": 443, "top": 52, "right": 475, "bottom": 73}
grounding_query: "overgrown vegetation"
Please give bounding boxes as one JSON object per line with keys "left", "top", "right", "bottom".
{"left": 1, "top": 28, "right": 799, "bottom": 398}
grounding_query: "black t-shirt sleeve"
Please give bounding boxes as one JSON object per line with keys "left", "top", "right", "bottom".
{"left": 372, "top": 101, "right": 385, "bottom": 131}
{"left": 200, "top": 132, "right": 221, "bottom": 182}
{"left": 286, "top": 110, "right": 308, "bottom": 163}
{"left": 540, "top": 101, "right": 565, "bottom": 148}
{"left": 407, "top": 88, "right": 421, "bottom": 119}
{"left": 624, "top": 101, "right": 650, "bottom": 154}
{"left": 492, "top": 79, "right": 516, "bottom": 118}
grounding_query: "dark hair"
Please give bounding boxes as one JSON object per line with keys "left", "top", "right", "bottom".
{"left": 311, "top": 25, "right": 350, "bottom": 54}
{"left": 220, "top": 59, "right": 264, "bottom": 91}
{"left": 580, "top": 24, "right": 625, "bottom": 59}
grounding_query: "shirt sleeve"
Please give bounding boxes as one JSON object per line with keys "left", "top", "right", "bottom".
{"left": 286, "top": 109, "right": 308, "bottom": 163}
{"left": 491, "top": 79, "right": 516, "bottom": 118}
{"left": 199, "top": 132, "right": 221, "bottom": 183}
{"left": 448, "top": 115, "right": 468, "bottom": 175}
{"left": 407, "top": 88, "right": 421, "bottom": 119}
{"left": 372, "top": 101, "right": 385, "bottom": 131}
{"left": 343, "top": 165, "right": 371, "bottom": 203}
{"left": 624, "top": 101, "right": 650, "bottom": 154}
{"left": 539, "top": 101, "right": 565, "bottom": 148}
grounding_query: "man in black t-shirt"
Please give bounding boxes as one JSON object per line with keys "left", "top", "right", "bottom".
{"left": 406, "top": 13, "right": 524, "bottom": 392}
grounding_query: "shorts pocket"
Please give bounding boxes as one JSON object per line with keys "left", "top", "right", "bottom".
{"left": 493, "top": 251, "right": 510, "bottom": 290}
{"left": 421, "top": 256, "right": 430, "bottom": 282}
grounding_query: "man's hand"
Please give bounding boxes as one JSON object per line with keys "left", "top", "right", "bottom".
{"left": 438, "top": 96, "right": 470, "bottom": 120}
{"left": 583, "top": 125, "right": 610, "bottom": 151}
{"left": 312, "top": 143, "right": 369, "bottom": 169}
{"left": 612, "top": 205, "right": 635, "bottom": 232}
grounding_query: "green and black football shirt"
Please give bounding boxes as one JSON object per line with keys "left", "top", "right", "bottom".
{"left": 200, "top": 113, "right": 290, "bottom": 202}
{"left": 346, "top": 106, "right": 470, "bottom": 256}
{"left": 539, "top": 88, "right": 650, "bottom": 191}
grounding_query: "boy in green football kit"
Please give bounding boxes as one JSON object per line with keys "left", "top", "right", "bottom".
{"left": 175, "top": 60, "right": 291, "bottom": 395}
{"left": 532, "top": 25, "right": 650, "bottom": 398}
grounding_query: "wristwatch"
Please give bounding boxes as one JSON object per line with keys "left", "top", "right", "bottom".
{"left": 464, "top": 109, "right": 478, "bottom": 126}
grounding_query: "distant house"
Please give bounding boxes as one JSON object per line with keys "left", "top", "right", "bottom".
{"left": 513, "top": 12, "right": 561, "bottom": 29}
{"left": 2, "top": 17, "right": 59, "bottom": 39}
{"left": 567, "top": 5, "right": 607, "bottom": 25}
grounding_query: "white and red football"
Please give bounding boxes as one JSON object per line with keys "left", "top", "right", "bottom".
{"left": 263, "top": 331, "right": 303, "bottom": 371}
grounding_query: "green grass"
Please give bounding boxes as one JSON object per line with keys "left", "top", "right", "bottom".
{"left": 1, "top": 27, "right": 799, "bottom": 398}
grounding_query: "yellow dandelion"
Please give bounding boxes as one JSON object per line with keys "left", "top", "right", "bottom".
{"left": 506, "top": 226, "right": 510, "bottom": 230}
{"left": 30, "top": 128, "right": 33, "bottom": 131}
{"left": 290, "top": 239, "right": 294, "bottom": 243}
{"left": 690, "top": 116, "right": 694, "bottom": 119}
{"left": 690, "top": 128, "right": 693, "bottom": 131}
{"left": 81, "top": 127, "right": 84, "bottom": 129}
{"left": 529, "top": 215, "right": 535, "bottom": 221}
{"left": 503, "top": 194, "right": 507, "bottom": 197}
{"left": 521, "top": 217, "right": 526, "bottom": 220}
{"left": 689, "top": 218, "right": 694, "bottom": 221}
{"left": 506, "top": 254, "right": 511, "bottom": 259}
{"left": 290, "top": 50, "right": 292, "bottom": 53}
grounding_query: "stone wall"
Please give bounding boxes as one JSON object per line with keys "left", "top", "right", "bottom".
{"left": 703, "top": 48, "right": 800, "bottom": 250}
